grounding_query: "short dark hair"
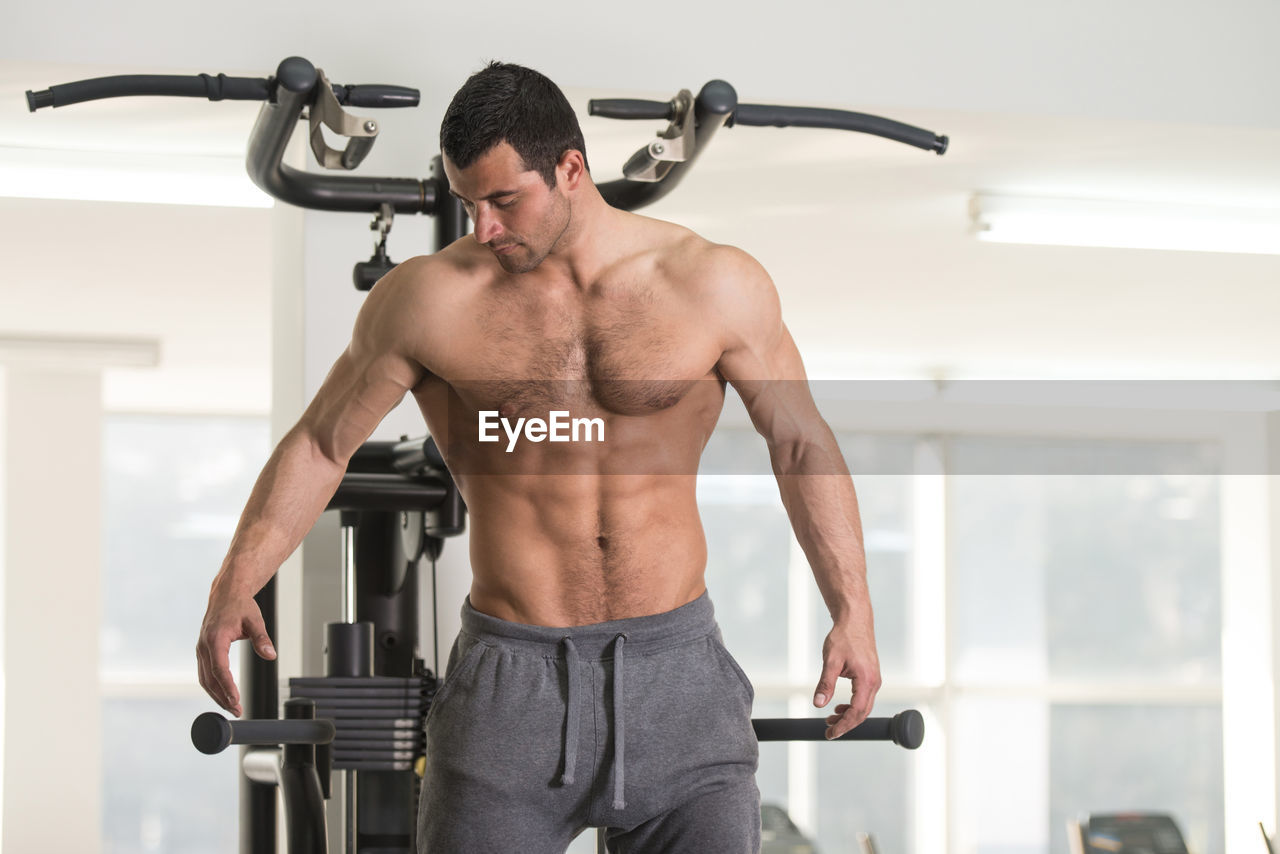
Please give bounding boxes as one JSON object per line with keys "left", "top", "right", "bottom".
{"left": 440, "top": 62, "right": 589, "bottom": 188}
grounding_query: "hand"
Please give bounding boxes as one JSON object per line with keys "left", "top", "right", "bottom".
{"left": 196, "top": 585, "right": 276, "bottom": 718}
{"left": 813, "top": 620, "right": 881, "bottom": 740}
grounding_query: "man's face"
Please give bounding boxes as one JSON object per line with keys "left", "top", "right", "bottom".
{"left": 443, "top": 142, "right": 572, "bottom": 275}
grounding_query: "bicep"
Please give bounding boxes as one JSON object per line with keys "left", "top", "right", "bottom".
{"left": 711, "top": 250, "right": 822, "bottom": 447}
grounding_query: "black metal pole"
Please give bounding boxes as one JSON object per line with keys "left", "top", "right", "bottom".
{"left": 280, "top": 699, "right": 329, "bottom": 854}
{"left": 752, "top": 710, "right": 925, "bottom": 749}
{"left": 352, "top": 511, "right": 424, "bottom": 852}
{"left": 326, "top": 474, "right": 448, "bottom": 512}
{"left": 431, "top": 155, "right": 469, "bottom": 250}
{"left": 242, "top": 578, "right": 279, "bottom": 854}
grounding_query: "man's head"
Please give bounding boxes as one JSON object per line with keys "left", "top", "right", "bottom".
{"left": 440, "top": 63, "right": 591, "bottom": 274}
{"left": 440, "top": 62, "right": 589, "bottom": 190}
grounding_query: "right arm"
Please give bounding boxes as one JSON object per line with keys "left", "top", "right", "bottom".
{"left": 197, "top": 259, "right": 433, "bottom": 716}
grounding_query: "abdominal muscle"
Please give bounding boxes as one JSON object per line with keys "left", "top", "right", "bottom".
{"left": 461, "top": 472, "right": 709, "bottom": 626}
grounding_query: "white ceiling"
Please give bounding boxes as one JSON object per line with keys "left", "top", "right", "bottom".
{"left": 1, "top": 57, "right": 1278, "bottom": 415}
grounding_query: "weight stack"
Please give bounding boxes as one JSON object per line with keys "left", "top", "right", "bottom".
{"left": 288, "top": 675, "right": 434, "bottom": 770}
{"left": 288, "top": 621, "right": 437, "bottom": 772}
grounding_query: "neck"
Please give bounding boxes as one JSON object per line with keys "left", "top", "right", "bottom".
{"left": 538, "top": 181, "right": 621, "bottom": 286}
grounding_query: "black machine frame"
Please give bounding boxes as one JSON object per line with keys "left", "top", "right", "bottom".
{"left": 29, "top": 56, "right": 945, "bottom": 854}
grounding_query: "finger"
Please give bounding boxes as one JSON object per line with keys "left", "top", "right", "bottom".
{"left": 840, "top": 680, "right": 881, "bottom": 737}
{"left": 251, "top": 629, "right": 277, "bottom": 662}
{"left": 824, "top": 703, "right": 852, "bottom": 726}
{"left": 813, "top": 658, "right": 842, "bottom": 708}
{"left": 201, "top": 652, "right": 233, "bottom": 715}
{"left": 244, "top": 608, "right": 277, "bottom": 662}
{"left": 826, "top": 706, "right": 862, "bottom": 740}
{"left": 850, "top": 669, "right": 882, "bottom": 725}
{"left": 196, "top": 637, "right": 228, "bottom": 712}
{"left": 196, "top": 644, "right": 212, "bottom": 701}
{"left": 209, "top": 633, "right": 243, "bottom": 717}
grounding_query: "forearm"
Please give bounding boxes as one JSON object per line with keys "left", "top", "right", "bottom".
{"left": 210, "top": 425, "right": 347, "bottom": 599}
{"left": 770, "top": 431, "right": 871, "bottom": 624}
{"left": 772, "top": 430, "right": 882, "bottom": 731}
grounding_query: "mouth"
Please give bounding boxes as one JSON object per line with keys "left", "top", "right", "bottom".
{"left": 490, "top": 243, "right": 518, "bottom": 255}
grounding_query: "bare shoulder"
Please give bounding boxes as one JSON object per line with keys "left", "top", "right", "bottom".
{"left": 634, "top": 219, "right": 790, "bottom": 379}
{"left": 362, "top": 242, "right": 483, "bottom": 316}
{"left": 627, "top": 215, "right": 769, "bottom": 294}
{"left": 628, "top": 214, "right": 775, "bottom": 301}
{"left": 644, "top": 221, "right": 782, "bottom": 346}
{"left": 351, "top": 241, "right": 488, "bottom": 373}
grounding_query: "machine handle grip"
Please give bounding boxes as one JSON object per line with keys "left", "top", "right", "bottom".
{"left": 752, "top": 710, "right": 925, "bottom": 749}
{"left": 332, "top": 84, "right": 420, "bottom": 109}
{"left": 733, "top": 104, "right": 948, "bottom": 154}
{"left": 588, "top": 98, "right": 675, "bottom": 120}
{"left": 26, "top": 73, "right": 420, "bottom": 113}
{"left": 26, "top": 73, "right": 271, "bottom": 112}
{"left": 191, "top": 712, "right": 336, "bottom": 755}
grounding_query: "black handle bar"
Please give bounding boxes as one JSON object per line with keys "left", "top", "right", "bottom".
{"left": 193, "top": 700, "right": 331, "bottom": 854}
{"left": 752, "top": 710, "right": 925, "bottom": 749}
{"left": 25, "top": 57, "right": 437, "bottom": 215}
{"left": 348, "top": 435, "right": 448, "bottom": 476}
{"left": 593, "top": 80, "right": 738, "bottom": 211}
{"left": 25, "top": 71, "right": 419, "bottom": 113}
{"left": 27, "top": 64, "right": 946, "bottom": 218}
{"left": 590, "top": 95, "right": 946, "bottom": 155}
{"left": 246, "top": 57, "right": 434, "bottom": 214}
{"left": 193, "top": 709, "right": 923, "bottom": 753}
{"left": 332, "top": 84, "right": 420, "bottom": 109}
{"left": 191, "top": 711, "right": 336, "bottom": 755}
{"left": 325, "top": 473, "right": 450, "bottom": 513}
{"left": 734, "top": 104, "right": 947, "bottom": 154}
{"left": 588, "top": 98, "right": 676, "bottom": 121}
{"left": 27, "top": 74, "right": 269, "bottom": 111}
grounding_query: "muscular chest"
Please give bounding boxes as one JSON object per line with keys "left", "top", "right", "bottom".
{"left": 456, "top": 281, "right": 716, "bottom": 417}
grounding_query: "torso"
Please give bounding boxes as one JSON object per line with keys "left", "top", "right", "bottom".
{"left": 405, "top": 211, "right": 731, "bottom": 625}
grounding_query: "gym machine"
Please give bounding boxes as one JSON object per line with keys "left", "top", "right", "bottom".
{"left": 27, "top": 55, "right": 948, "bottom": 288}
{"left": 1066, "top": 812, "right": 1192, "bottom": 854}
{"left": 28, "top": 57, "right": 947, "bottom": 854}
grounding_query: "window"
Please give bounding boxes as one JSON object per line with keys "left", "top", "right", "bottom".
{"left": 696, "top": 427, "right": 1223, "bottom": 854}
{"left": 101, "top": 414, "right": 270, "bottom": 854}
{"left": 950, "top": 438, "right": 1222, "bottom": 854}
{"left": 99, "top": 413, "right": 1227, "bottom": 854}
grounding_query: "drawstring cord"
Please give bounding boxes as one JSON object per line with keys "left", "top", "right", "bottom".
{"left": 559, "top": 633, "right": 629, "bottom": 811}
{"left": 611, "top": 633, "right": 627, "bottom": 811}
{"left": 561, "top": 637, "right": 580, "bottom": 786}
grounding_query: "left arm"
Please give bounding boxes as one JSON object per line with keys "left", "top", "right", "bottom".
{"left": 707, "top": 245, "right": 880, "bottom": 738}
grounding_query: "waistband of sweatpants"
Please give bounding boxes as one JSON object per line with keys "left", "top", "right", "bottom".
{"left": 459, "top": 591, "right": 718, "bottom": 659}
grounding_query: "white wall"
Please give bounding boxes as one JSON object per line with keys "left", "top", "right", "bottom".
{"left": 0, "top": 198, "right": 273, "bottom": 414}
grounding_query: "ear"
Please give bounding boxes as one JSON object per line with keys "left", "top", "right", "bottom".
{"left": 557, "top": 149, "right": 587, "bottom": 191}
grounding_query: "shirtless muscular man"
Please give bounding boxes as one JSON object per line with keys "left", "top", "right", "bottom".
{"left": 197, "top": 61, "right": 879, "bottom": 853}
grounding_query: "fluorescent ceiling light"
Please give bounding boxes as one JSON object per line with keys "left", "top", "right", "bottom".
{"left": 970, "top": 193, "right": 1280, "bottom": 255}
{"left": 0, "top": 146, "right": 273, "bottom": 208}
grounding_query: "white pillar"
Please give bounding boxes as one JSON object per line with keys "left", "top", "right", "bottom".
{"left": 1220, "top": 414, "right": 1276, "bottom": 854}
{"left": 0, "top": 335, "right": 156, "bottom": 854}
{"left": 1269, "top": 410, "right": 1280, "bottom": 842}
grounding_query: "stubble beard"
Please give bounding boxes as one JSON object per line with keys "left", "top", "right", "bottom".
{"left": 498, "top": 195, "right": 573, "bottom": 275}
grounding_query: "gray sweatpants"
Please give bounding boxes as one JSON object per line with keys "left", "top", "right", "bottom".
{"left": 418, "top": 592, "right": 761, "bottom": 853}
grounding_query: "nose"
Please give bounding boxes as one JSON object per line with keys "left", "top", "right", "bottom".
{"left": 472, "top": 206, "right": 503, "bottom": 245}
